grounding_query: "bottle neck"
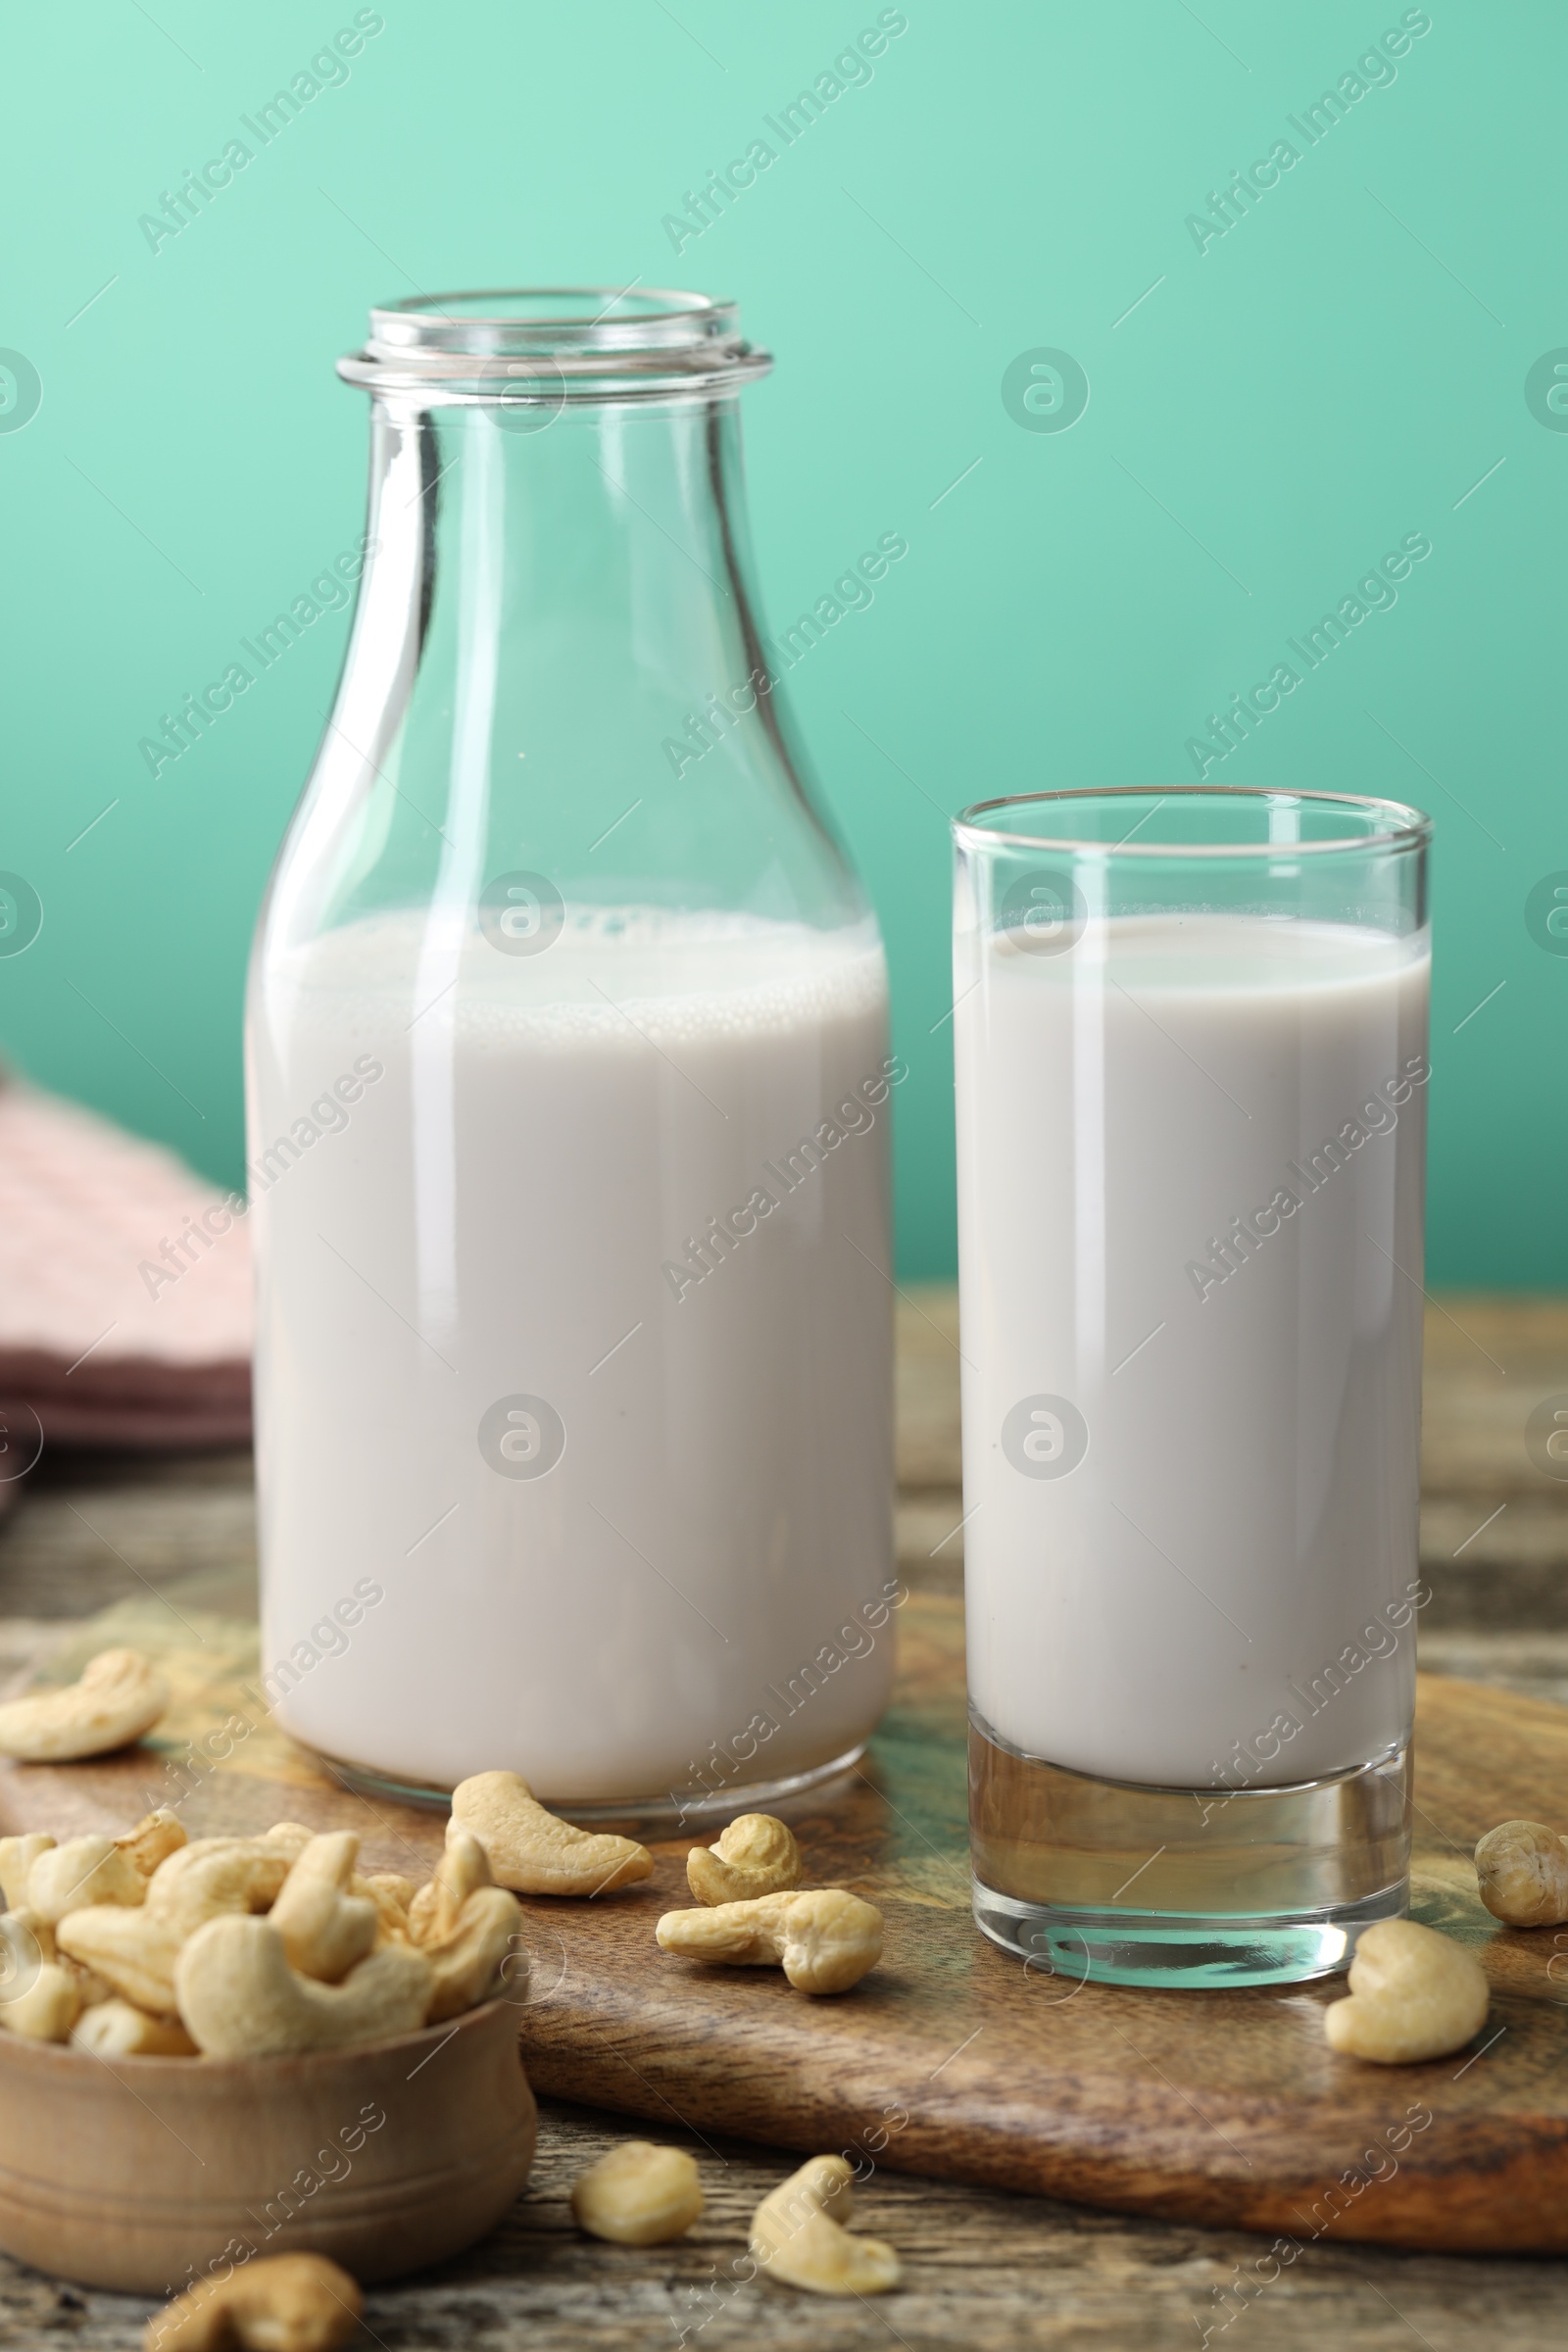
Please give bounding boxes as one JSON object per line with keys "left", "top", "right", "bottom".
{"left": 357, "top": 392, "right": 777, "bottom": 733}
{"left": 302, "top": 389, "right": 858, "bottom": 934}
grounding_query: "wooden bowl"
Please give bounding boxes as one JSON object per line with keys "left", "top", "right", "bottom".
{"left": 0, "top": 1998, "right": 536, "bottom": 2295}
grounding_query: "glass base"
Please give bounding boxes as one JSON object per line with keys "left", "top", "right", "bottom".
{"left": 302, "top": 1736, "right": 871, "bottom": 1832}
{"left": 969, "top": 1711, "right": 1411, "bottom": 1987}
{"left": 972, "top": 1879, "right": 1406, "bottom": 1987}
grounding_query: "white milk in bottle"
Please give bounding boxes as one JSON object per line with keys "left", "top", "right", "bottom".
{"left": 249, "top": 906, "right": 899, "bottom": 1803}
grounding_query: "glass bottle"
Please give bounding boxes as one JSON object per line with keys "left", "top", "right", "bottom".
{"left": 246, "top": 291, "right": 897, "bottom": 1816}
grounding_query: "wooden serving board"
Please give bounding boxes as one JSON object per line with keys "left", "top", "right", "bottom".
{"left": 6, "top": 1592, "right": 1568, "bottom": 2254}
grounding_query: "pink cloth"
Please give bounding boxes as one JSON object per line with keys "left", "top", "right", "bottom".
{"left": 0, "top": 1084, "right": 252, "bottom": 1457}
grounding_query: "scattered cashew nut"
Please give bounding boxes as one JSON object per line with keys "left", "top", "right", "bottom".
{"left": 571, "top": 2140, "right": 704, "bottom": 2245}
{"left": 450, "top": 1770, "right": 652, "bottom": 1897}
{"left": 143, "top": 2252, "right": 363, "bottom": 2350}
{"left": 657, "top": 1887, "right": 883, "bottom": 1994}
{"left": 751, "top": 2154, "right": 901, "bottom": 2295}
{"left": 0, "top": 1647, "right": 169, "bottom": 1761}
{"left": 687, "top": 1813, "right": 803, "bottom": 1906}
{"left": 175, "top": 1914, "right": 434, "bottom": 2058}
{"left": 27, "top": 1834, "right": 147, "bottom": 1925}
{"left": 1475, "top": 1819, "right": 1568, "bottom": 1927}
{"left": 73, "top": 1998, "right": 197, "bottom": 2058}
{"left": 270, "top": 1833, "right": 379, "bottom": 1984}
{"left": 1323, "top": 1918, "right": 1490, "bottom": 2063}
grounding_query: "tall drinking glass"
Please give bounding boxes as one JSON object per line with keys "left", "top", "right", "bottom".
{"left": 953, "top": 788, "right": 1432, "bottom": 1987}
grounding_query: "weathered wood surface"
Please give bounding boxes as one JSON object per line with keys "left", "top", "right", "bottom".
{"left": 0, "top": 1290, "right": 1566, "bottom": 2344}
{"left": 4, "top": 1585, "right": 1568, "bottom": 2259}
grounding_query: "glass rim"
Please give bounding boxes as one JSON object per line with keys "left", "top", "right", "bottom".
{"left": 339, "top": 285, "right": 772, "bottom": 400}
{"left": 952, "top": 785, "right": 1432, "bottom": 859}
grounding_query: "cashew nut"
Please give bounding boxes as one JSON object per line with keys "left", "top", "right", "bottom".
{"left": 450, "top": 1770, "right": 652, "bottom": 1897}
{"left": 73, "top": 1998, "right": 197, "bottom": 2058}
{"left": 269, "top": 1834, "right": 379, "bottom": 1984}
{"left": 175, "top": 1915, "right": 434, "bottom": 2058}
{"left": 59, "top": 1838, "right": 295, "bottom": 2016}
{"left": 59, "top": 1951, "right": 115, "bottom": 2010}
{"left": 570, "top": 2141, "right": 704, "bottom": 2245}
{"left": 0, "top": 1833, "right": 54, "bottom": 1912}
{"left": 0, "top": 1909, "right": 79, "bottom": 2042}
{"left": 0, "top": 1906, "right": 110, "bottom": 2014}
{"left": 0, "top": 1960, "right": 79, "bottom": 2043}
{"left": 1475, "top": 1819, "right": 1568, "bottom": 1927}
{"left": 0, "top": 1907, "right": 79, "bottom": 2041}
{"left": 148, "top": 1838, "right": 296, "bottom": 1938}
{"left": 9, "top": 1910, "right": 110, "bottom": 2014}
{"left": 422, "top": 1888, "right": 520, "bottom": 2023}
{"left": 56, "top": 1907, "right": 185, "bottom": 2018}
{"left": 657, "top": 1888, "right": 883, "bottom": 1994}
{"left": 751, "top": 2155, "right": 901, "bottom": 2295}
{"left": 408, "top": 1831, "right": 490, "bottom": 1945}
{"left": 1323, "top": 1918, "right": 1491, "bottom": 2063}
{"left": 143, "top": 2252, "right": 362, "bottom": 2350}
{"left": 118, "top": 1808, "right": 187, "bottom": 1880}
{"left": 3, "top": 1905, "right": 55, "bottom": 1963}
{"left": 27, "top": 1834, "right": 147, "bottom": 1925}
{"left": 0, "top": 1647, "right": 169, "bottom": 1761}
{"left": 687, "top": 1813, "right": 803, "bottom": 1906}
{"left": 361, "top": 1872, "right": 417, "bottom": 1942}
{"left": 406, "top": 1832, "right": 522, "bottom": 2023}
{"left": 261, "top": 1822, "right": 318, "bottom": 1856}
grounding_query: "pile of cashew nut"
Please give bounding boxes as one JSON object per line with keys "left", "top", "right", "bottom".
{"left": 0, "top": 1811, "right": 523, "bottom": 2059}
{"left": 0, "top": 1650, "right": 901, "bottom": 2306}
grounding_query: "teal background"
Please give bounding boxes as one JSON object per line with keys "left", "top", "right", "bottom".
{"left": 0, "top": 0, "right": 1558, "bottom": 1283}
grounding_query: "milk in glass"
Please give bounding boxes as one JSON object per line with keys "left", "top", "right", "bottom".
{"left": 955, "top": 912, "right": 1429, "bottom": 1791}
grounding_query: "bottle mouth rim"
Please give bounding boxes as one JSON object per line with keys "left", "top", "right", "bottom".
{"left": 339, "top": 284, "right": 772, "bottom": 400}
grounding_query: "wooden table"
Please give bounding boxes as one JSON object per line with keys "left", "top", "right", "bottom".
{"left": 2, "top": 1289, "right": 1566, "bottom": 2350}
